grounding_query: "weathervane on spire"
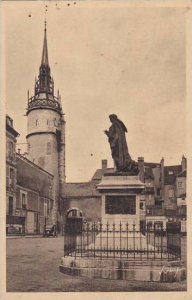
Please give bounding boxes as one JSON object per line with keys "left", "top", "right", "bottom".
{"left": 44, "top": 3, "right": 48, "bottom": 30}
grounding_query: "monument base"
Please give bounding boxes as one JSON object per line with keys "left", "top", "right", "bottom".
{"left": 97, "top": 174, "right": 145, "bottom": 229}
{"left": 59, "top": 257, "right": 186, "bottom": 282}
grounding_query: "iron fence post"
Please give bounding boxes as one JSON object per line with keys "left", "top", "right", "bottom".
{"left": 120, "top": 221, "right": 122, "bottom": 260}
{"left": 100, "top": 222, "right": 102, "bottom": 260}
{"left": 113, "top": 222, "right": 115, "bottom": 259}
{"left": 106, "top": 221, "right": 109, "bottom": 258}
{"left": 126, "top": 222, "right": 128, "bottom": 259}
{"left": 133, "top": 223, "right": 135, "bottom": 259}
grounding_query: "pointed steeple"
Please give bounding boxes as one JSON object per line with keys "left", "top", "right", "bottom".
{"left": 34, "top": 22, "right": 54, "bottom": 95}
{"left": 27, "top": 22, "right": 62, "bottom": 115}
{"left": 41, "top": 21, "right": 49, "bottom": 66}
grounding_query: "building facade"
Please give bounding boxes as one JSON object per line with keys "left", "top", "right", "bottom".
{"left": 16, "top": 154, "right": 54, "bottom": 234}
{"left": 6, "top": 115, "right": 24, "bottom": 234}
{"left": 6, "top": 115, "right": 56, "bottom": 235}
{"left": 62, "top": 156, "right": 187, "bottom": 230}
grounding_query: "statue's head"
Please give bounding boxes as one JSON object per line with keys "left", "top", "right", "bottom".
{"left": 109, "top": 114, "right": 118, "bottom": 122}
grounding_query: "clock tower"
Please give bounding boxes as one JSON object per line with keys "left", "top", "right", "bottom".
{"left": 26, "top": 23, "right": 65, "bottom": 224}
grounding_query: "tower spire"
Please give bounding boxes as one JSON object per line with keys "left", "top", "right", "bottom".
{"left": 41, "top": 20, "right": 49, "bottom": 67}
{"left": 27, "top": 19, "right": 62, "bottom": 114}
{"left": 34, "top": 21, "right": 53, "bottom": 95}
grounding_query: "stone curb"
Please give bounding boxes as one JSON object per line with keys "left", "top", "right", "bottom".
{"left": 59, "top": 257, "right": 186, "bottom": 282}
{"left": 7, "top": 235, "right": 63, "bottom": 239}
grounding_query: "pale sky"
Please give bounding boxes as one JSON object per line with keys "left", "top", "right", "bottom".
{"left": 3, "top": 1, "right": 186, "bottom": 182}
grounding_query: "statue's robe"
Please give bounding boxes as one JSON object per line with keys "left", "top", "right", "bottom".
{"left": 108, "top": 121, "right": 132, "bottom": 172}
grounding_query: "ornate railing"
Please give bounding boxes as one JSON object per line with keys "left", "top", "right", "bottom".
{"left": 63, "top": 222, "right": 181, "bottom": 261}
{"left": 28, "top": 96, "right": 61, "bottom": 111}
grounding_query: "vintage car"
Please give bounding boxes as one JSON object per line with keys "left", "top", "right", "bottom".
{"left": 43, "top": 225, "right": 57, "bottom": 237}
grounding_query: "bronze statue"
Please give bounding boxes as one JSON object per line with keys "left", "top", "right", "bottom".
{"left": 104, "top": 114, "right": 138, "bottom": 174}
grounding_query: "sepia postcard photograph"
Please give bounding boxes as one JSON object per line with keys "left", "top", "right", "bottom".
{"left": 1, "top": 0, "right": 192, "bottom": 299}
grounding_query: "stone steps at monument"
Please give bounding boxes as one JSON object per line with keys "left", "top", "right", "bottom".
{"left": 59, "top": 257, "right": 186, "bottom": 282}
{"left": 61, "top": 256, "right": 182, "bottom": 269}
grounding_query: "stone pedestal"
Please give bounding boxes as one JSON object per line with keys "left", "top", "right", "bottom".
{"left": 97, "top": 173, "right": 145, "bottom": 230}
{"left": 59, "top": 173, "right": 186, "bottom": 282}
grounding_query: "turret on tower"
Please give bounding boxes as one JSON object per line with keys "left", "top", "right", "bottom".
{"left": 26, "top": 23, "right": 65, "bottom": 224}
{"left": 27, "top": 23, "right": 60, "bottom": 114}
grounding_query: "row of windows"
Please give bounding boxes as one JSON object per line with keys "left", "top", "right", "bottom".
{"left": 20, "top": 192, "right": 50, "bottom": 216}
{"left": 168, "top": 183, "right": 184, "bottom": 198}
{"left": 28, "top": 142, "right": 52, "bottom": 155}
{"left": 35, "top": 118, "right": 59, "bottom": 126}
{"left": 7, "top": 190, "right": 51, "bottom": 216}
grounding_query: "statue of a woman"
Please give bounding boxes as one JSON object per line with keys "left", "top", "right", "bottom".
{"left": 104, "top": 114, "right": 137, "bottom": 173}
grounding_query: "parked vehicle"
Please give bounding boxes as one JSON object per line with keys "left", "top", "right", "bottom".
{"left": 43, "top": 225, "right": 57, "bottom": 237}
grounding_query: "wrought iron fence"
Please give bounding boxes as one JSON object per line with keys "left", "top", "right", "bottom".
{"left": 64, "top": 221, "right": 181, "bottom": 261}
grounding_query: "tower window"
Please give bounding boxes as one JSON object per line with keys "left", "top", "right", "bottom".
{"left": 36, "top": 119, "right": 38, "bottom": 126}
{"left": 46, "top": 142, "right": 51, "bottom": 155}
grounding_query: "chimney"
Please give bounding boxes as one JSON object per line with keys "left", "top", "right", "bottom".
{"left": 102, "top": 160, "right": 107, "bottom": 173}
{"left": 138, "top": 157, "right": 144, "bottom": 182}
{"left": 181, "top": 155, "right": 187, "bottom": 171}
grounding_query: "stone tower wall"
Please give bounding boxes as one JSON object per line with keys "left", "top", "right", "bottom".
{"left": 27, "top": 108, "right": 62, "bottom": 224}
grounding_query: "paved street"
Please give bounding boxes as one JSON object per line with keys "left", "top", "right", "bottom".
{"left": 6, "top": 236, "right": 187, "bottom": 292}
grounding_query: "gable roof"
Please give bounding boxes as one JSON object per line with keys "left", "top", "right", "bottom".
{"left": 91, "top": 168, "right": 114, "bottom": 181}
{"left": 144, "top": 162, "right": 160, "bottom": 168}
{"left": 62, "top": 182, "right": 100, "bottom": 198}
{"left": 177, "top": 169, "right": 186, "bottom": 178}
{"left": 144, "top": 167, "right": 154, "bottom": 180}
{"left": 164, "top": 165, "right": 182, "bottom": 185}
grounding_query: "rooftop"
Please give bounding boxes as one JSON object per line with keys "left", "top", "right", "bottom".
{"left": 164, "top": 165, "right": 182, "bottom": 185}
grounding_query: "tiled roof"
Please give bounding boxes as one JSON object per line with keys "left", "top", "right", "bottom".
{"left": 91, "top": 168, "right": 114, "bottom": 181}
{"left": 91, "top": 164, "right": 157, "bottom": 181}
{"left": 144, "top": 167, "right": 154, "bottom": 180}
{"left": 177, "top": 169, "right": 186, "bottom": 178}
{"left": 164, "top": 165, "right": 182, "bottom": 185}
{"left": 144, "top": 162, "right": 160, "bottom": 168}
{"left": 62, "top": 182, "right": 100, "bottom": 198}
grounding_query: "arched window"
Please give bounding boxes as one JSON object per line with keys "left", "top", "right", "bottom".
{"left": 66, "top": 208, "right": 83, "bottom": 219}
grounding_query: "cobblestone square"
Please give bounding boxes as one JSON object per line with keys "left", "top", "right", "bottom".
{"left": 6, "top": 236, "right": 187, "bottom": 292}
